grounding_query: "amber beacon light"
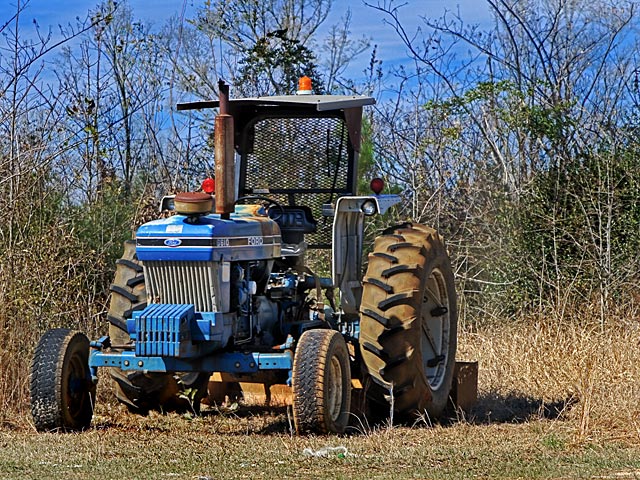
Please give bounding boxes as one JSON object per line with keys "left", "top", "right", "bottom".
{"left": 297, "top": 76, "right": 312, "bottom": 95}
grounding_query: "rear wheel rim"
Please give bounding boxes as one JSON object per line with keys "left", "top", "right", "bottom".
{"left": 421, "top": 267, "right": 450, "bottom": 391}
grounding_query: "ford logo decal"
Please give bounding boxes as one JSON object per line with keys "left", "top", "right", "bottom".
{"left": 164, "top": 238, "right": 182, "bottom": 247}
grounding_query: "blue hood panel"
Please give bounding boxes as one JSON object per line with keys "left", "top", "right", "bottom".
{"left": 136, "top": 210, "right": 282, "bottom": 262}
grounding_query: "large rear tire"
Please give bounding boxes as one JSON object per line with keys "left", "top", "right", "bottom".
{"left": 292, "top": 329, "right": 351, "bottom": 434}
{"left": 30, "top": 328, "right": 95, "bottom": 431}
{"left": 359, "top": 223, "right": 457, "bottom": 421}
{"left": 108, "top": 240, "right": 208, "bottom": 413}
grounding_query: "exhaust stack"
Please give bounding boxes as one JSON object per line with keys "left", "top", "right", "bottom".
{"left": 215, "top": 80, "right": 235, "bottom": 218}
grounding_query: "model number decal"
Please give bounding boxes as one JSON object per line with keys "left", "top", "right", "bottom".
{"left": 138, "top": 236, "right": 275, "bottom": 248}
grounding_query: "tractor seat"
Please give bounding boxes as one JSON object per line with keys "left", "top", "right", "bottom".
{"left": 268, "top": 206, "right": 317, "bottom": 253}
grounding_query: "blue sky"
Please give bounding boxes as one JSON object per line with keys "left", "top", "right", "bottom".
{"left": 0, "top": 0, "right": 492, "bottom": 86}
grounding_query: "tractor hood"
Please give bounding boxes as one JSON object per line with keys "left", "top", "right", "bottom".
{"left": 135, "top": 208, "right": 281, "bottom": 262}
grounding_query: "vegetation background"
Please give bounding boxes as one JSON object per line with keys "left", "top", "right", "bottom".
{"left": 1, "top": 0, "right": 640, "bottom": 477}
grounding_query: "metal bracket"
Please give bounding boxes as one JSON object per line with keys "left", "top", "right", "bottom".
{"left": 89, "top": 349, "right": 293, "bottom": 375}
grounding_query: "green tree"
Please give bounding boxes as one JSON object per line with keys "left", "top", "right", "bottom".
{"left": 237, "top": 28, "right": 324, "bottom": 96}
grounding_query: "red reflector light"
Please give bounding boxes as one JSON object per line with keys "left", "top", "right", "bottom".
{"left": 202, "top": 177, "right": 215, "bottom": 194}
{"left": 370, "top": 178, "right": 384, "bottom": 195}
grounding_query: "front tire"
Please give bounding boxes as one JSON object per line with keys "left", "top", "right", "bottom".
{"left": 292, "top": 329, "right": 352, "bottom": 434}
{"left": 30, "top": 328, "right": 95, "bottom": 432}
{"left": 359, "top": 223, "right": 457, "bottom": 420}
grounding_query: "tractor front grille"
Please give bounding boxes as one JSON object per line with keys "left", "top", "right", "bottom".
{"left": 144, "top": 261, "right": 218, "bottom": 312}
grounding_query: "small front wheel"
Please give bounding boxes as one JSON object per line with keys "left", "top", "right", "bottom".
{"left": 30, "top": 328, "right": 95, "bottom": 432}
{"left": 292, "top": 329, "right": 351, "bottom": 434}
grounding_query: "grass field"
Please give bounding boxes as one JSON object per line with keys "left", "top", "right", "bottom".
{"left": 2, "top": 317, "right": 640, "bottom": 479}
{"left": 2, "top": 412, "right": 640, "bottom": 479}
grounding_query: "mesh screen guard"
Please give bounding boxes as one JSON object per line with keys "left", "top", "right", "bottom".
{"left": 239, "top": 115, "right": 356, "bottom": 248}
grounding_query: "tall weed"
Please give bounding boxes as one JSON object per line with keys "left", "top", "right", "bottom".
{"left": 458, "top": 307, "right": 640, "bottom": 441}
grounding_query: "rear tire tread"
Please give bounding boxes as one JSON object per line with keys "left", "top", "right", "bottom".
{"left": 359, "top": 223, "right": 457, "bottom": 420}
{"left": 109, "top": 285, "right": 139, "bottom": 303}
{"left": 377, "top": 290, "right": 418, "bottom": 311}
{"left": 115, "top": 258, "right": 143, "bottom": 273}
{"left": 371, "top": 252, "right": 399, "bottom": 264}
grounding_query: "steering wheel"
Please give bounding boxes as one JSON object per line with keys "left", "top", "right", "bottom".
{"left": 234, "top": 195, "right": 285, "bottom": 221}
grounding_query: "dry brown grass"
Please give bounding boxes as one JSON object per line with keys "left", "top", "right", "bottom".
{"left": 2, "top": 304, "right": 640, "bottom": 478}
{"left": 457, "top": 313, "right": 640, "bottom": 443}
{"left": 1, "top": 397, "right": 639, "bottom": 479}
{"left": 4, "top": 306, "right": 640, "bottom": 442}
{"left": 0, "top": 227, "right": 108, "bottom": 419}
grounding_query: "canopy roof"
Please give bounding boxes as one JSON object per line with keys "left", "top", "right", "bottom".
{"left": 177, "top": 94, "right": 375, "bottom": 112}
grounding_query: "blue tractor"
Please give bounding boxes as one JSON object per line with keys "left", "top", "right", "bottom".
{"left": 30, "top": 79, "right": 457, "bottom": 434}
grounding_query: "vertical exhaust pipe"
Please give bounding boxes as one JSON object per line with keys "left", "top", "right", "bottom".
{"left": 215, "top": 80, "right": 235, "bottom": 218}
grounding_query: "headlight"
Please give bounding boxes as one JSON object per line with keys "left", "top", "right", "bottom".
{"left": 361, "top": 200, "right": 377, "bottom": 216}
